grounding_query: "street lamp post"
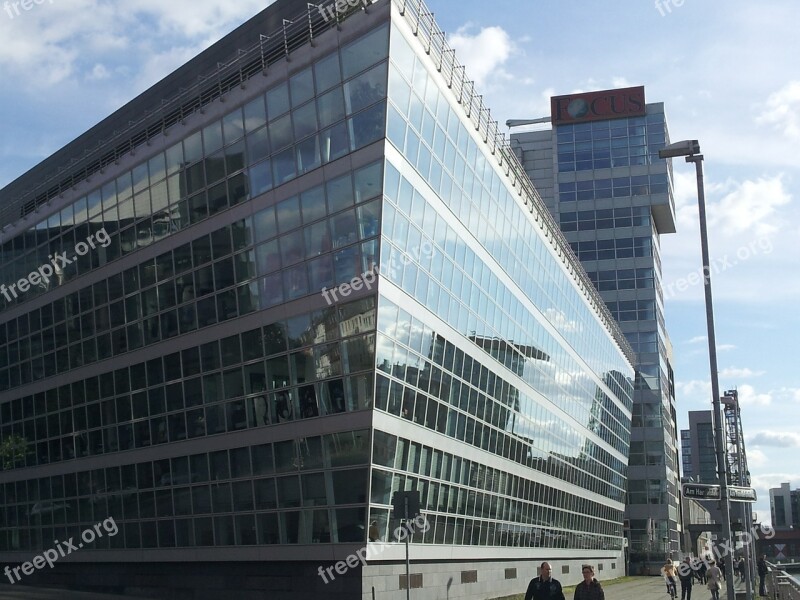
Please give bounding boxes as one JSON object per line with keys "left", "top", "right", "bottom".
{"left": 659, "top": 140, "right": 736, "bottom": 600}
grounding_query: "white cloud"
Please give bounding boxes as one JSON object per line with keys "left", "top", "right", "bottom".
{"left": 448, "top": 25, "right": 513, "bottom": 89}
{"left": 717, "top": 344, "right": 737, "bottom": 352}
{"left": 747, "top": 447, "right": 768, "bottom": 468}
{"left": 707, "top": 175, "right": 792, "bottom": 237}
{"left": 756, "top": 81, "right": 800, "bottom": 141}
{"left": 0, "top": 0, "right": 274, "bottom": 90}
{"left": 687, "top": 335, "right": 707, "bottom": 345}
{"left": 672, "top": 174, "right": 790, "bottom": 242}
{"left": 661, "top": 171, "right": 796, "bottom": 304}
{"left": 86, "top": 64, "right": 110, "bottom": 81}
{"left": 719, "top": 367, "right": 765, "bottom": 379}
{"left": 748, "top": 431, "right": 800, "bottom": 448}
{"left": 675, "top": 379, "right": 711, "bottom": 406}
{"left": 737, "top": 384, "right": 772, "bottom": 406}
{"left": 611, "top": 77, "right": 634, "bottom": 88}
{"left": 764, "top": 387, "right": 800, "bottom": 403}
{"left": 676, "top": 381, "right": 777, "bottom": 410}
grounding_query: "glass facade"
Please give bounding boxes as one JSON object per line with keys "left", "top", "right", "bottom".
{"left": 0, "top": 24, "right": 389, "bottom": 315}
{"left": 1, "top": 1, "right": 635, "bottom": 592}
{"left": 511, "top": 95, "right": 680, "bottom": 573}
{"left": 554, "top": 116, "right": 667, "bottom": 172}
{"left": 364, "top": 26, "right": 634, "bottom": 553}
{"left": 0, "top": 18, "right": 389, "bottom": 555}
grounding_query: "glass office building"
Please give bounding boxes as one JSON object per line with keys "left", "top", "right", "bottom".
{"left": 0, "top": 1, "right": 634, "bottom": 597}
{"left": 511, "top": 87, "right": 680, "bottom": 575}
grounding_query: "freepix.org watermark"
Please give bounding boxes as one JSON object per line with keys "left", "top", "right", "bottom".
{"left": 680, "top": 522, "right": 775, "bottom": 577}
{"left": 317, "top": 0, "right": 381, "bottom": 22}
{"left": 663, "top": 236, "right": 773, "bottom": 300}
{"left": 654, "top": 0, "right": 688, "bottom": 16}
{"left": 321, "top": 240, "right": 435, "bottom": 306}
{"left": 317, "top": 514, "right": 430, "bottom": 584}
{"left": 3, "top": 517, "right": 119, "bottom": 584}
{"left": 3, "top": 0, "right": 54, "bottom": 20}
{"left": 0, "top": 227, "right": 111, "bottom": 302}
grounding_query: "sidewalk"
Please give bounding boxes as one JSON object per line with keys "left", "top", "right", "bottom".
{"left": 499, "top": 575, "right": 754, "bottom": 600}
{"left": 1, "top": 575, "right": 757, "bottom": 600}
{"left": 601, "top": 576, "right": 750, "bottom": 600}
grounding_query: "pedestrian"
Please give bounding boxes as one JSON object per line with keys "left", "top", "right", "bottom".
{"left": 719, "top": 558, "right": 726, "bottom": 581}
{"left": 525, "top": 562, "right": 566, "bottom": 600}
{"left": 678, "top": 557, "right": 694, "bottom": 600}
{"left": 574, "top": 564, "right": 604, "bottom": 600}
{"left": 662, "top": 559, "right": 677, "bottom": 600}
{"left": 697, "top": 560, "right": 707, "bottom": 584}
{"left": 757, "top": 554, "right": 768, "bottom": 597}
{"left": 707, "top": 560, "right": 722, "bottom": 600}
{"left": 737, "top": 557, "right": 746, "bottom": 582}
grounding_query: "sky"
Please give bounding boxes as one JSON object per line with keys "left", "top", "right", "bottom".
{"left": 0, "top": 0, "right": 798, "bottom": 527}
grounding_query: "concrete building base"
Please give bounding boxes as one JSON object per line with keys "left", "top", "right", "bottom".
{"left": 4, "top": 553, "right": 626, "bottom": 600}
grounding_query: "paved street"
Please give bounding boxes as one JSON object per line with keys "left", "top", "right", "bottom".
{"left": 502, "top": 574, "right": 755, "bottom": 600}
{"left": 0, "top": 574, "right": 758, "bottom": 599}
{"left": 594, "top": 576, "right": 748, "bottom": 600}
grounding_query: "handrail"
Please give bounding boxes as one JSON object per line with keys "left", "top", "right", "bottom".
{"left": 767, "top": 562, "right": 800, "bottom": 600}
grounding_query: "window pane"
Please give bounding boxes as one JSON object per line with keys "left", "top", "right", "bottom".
{"left": 266, "top": 82, "right": 290, "bottom": 118}
{"left": 290, "top": 68, "right": 315, "bottom": 107}
{"left": 341, "top": 24, "right": 389, "bottom": 79}
{"left": 317, "top": 88, "right": 345, "bottom": 128}
{"left": 344, "top": 63, "right": 387, "bottom": 115}
{"left": 315, "top": 52, "right": 341, "bottom": 92}
{"left": 243, "top": 96, "right": 267, "bottom": 132}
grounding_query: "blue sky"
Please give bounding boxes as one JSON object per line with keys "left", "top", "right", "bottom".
{"left": 1, "top": 0, "right": 798, "bottom": 526}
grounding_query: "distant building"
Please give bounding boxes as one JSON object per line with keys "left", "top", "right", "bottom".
{"left": 681, "top": 410, "right": 726, "bottom": 527}
{"left": 683, "top": 411, "right": 719, "bottom": 485}
{"left": 680, "top": 429, "right": 693, "bottom": 480}
{"left": 770, "top": 482, "right": 800, "bottom": 530}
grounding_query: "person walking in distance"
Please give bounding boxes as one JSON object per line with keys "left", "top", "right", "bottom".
{"left": 706, "top": 561, "right": 722, "bottom": 600}
{"left": 573, "top": 564, "right": 604, "bottom": 600}
{"left": 678, "top": 557, "right": 694, "bottom": 600}
{"left": 662, "top": 559, "right": 677, "bottom": 600}
{"left": 697, "top": 559, "right": 707, "bottom": 585}
{"left": 757, "top": 554, "right": 769, "bottom": 597}
{"left": 525, "top": 562, "right": 566, "bottom": 600}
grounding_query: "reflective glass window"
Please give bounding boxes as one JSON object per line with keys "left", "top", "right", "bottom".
{"left": 341, "top": 24, "right": 389, "bottom": 79}
{"left": 314, "top": 52, "right": 341, "bottom": 92}
{"left": 266, "top": 82, "right": 290, "bottom": 118}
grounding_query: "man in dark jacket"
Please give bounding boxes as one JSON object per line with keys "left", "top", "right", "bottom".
{"left": 678, "top": 557, "right": 695, "bottom": 600}
{"left": 757, "top": 555, "right": 769, "bottom": 596}
{"left": 525, "top": 562, "right": 566, "bottom": 600}
{"left": 574, "top": 564, "right": 605, "bottom": 600}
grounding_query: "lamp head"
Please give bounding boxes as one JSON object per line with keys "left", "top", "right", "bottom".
{"left": 658, "top": 139, "right": 700, "bottom": 158}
